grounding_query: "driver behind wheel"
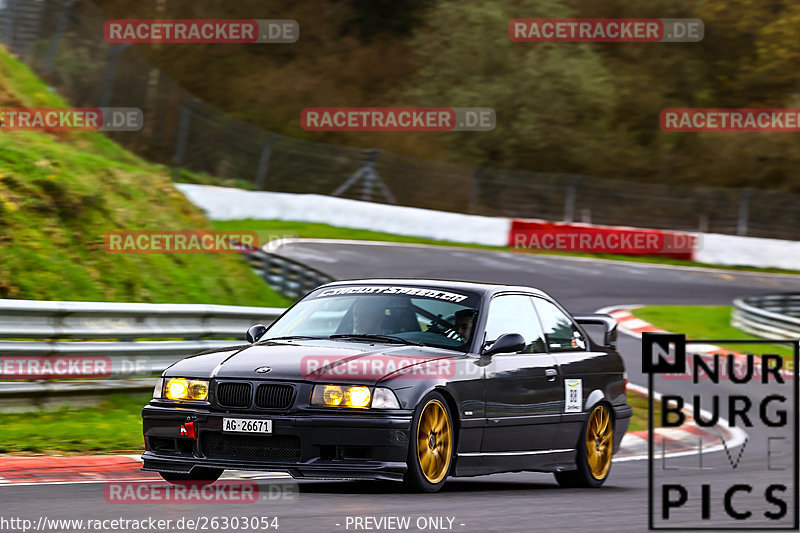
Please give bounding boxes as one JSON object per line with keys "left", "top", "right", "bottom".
{"left": 352, "top": 298, "right": 387, "bottom": 334}
{"left": 454, "top": 308, "right": 475, "bottom": 342}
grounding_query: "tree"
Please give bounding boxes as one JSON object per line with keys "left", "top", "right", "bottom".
{"left": 404, "top": 0, "right": 618, "bottom": 172}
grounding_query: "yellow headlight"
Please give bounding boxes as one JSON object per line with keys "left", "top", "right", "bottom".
{"left": 188, "top": 380, "right": 209, "bottom": 401}
{"left": 344, "top": 386, "right": 371, "bottom": 408}
{"left": 322, "top": 385, "right": 343, "bottom": 406}
{"left": 164, "top": 378, "right": 209, "bottom": 401}
{"left": 166, "top": 378, "right": 188, "bottom": 400}
{"left": 311, "top": 385, "right": 373, "bottom": 408}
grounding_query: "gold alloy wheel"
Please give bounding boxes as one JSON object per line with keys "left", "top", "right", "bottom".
{"left": 586, "top": 405, "right": 613, "bottom": 480}
{"left": 416, "top": 399, "right": 453, "bottom": 484}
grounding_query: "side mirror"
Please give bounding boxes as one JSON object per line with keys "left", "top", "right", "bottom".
{"left": 246, "top": 324, "right": 268, "bottom": 344}
{"left": 482, "top": 333, "right": 526, "bottom": 356}
{"left": 573, "top": 314, "right": 617, "bottom": 349}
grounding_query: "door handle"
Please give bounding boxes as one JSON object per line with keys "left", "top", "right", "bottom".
{"left": 545, "top": 368, "right": 557, "bottom": 381}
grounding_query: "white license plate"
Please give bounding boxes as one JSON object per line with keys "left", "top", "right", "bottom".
{"left": 222, "top": 418, "right": 272, "bottom": 434}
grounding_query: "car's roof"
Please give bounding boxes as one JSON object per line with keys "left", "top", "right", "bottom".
{"left": 318, "top": 278, "right": 549, "bottom": 298}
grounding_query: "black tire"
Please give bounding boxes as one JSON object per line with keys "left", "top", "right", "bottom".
{"left": 403, "top": 391, "right": 455, "bottom": 493}
{"left": 554, "top": 403, "right": 613, "bottom": 488}
{"left": 159, "top": 467, "right": 223, "bottom": 486}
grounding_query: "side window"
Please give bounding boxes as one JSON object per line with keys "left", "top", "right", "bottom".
{"left": 533, "top": 298, "right": 586, "bottom": 353}
{"left": 483, "top": 295, "right": 546, "bottom": 354}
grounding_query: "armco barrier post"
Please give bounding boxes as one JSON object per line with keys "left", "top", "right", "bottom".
{"left": 43, "top": 0, "right": 80, "bottom": 74}
{"left": 99, "top": 43, "right": 131, "bottom": 108}
{"left": 563, "top": 174, "right": 582, "bottom": 223}
{"left": 255, "top": 134, "right": 279, "bottom": 189}
{"left": 333, "top": 149, "right": 396, "bottom": 204}
{"left": 172, "top": 98, "right": 199, "bottom": 176}
{"left": 0, "top": 0, "right": 14, "bottom": 47}
{"left": 698, "top": 213, "right": 709, "bottom": 233}
{"left": 737, "top": 188, "right": 754, "bottom": 236}
{"left": 359, "top": 149, "right": 377, "bottom": 201}
{"left": 469, "top": 167, "right": 482, "bottom": 214}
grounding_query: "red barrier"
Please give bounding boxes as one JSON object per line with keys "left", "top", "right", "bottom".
{"left": 508, "top": 219, "right": 696, "bottom": 259}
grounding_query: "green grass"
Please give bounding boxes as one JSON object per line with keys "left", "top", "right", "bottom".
{"left": 0, "top": 47, "right": 289, "bottom": 306}
{"left": 0, "top": 394, "right": 148, "bottom": 454}
{"left": 632, "top": 305, "right": 795, "bottom": 362}
{"left": 212, "top": 219, "right": 497, "bottom": 249}
{"left": 627, "top": 388, "right": 660, "bottom": 433}
{"left": 211, "top": 220, "right": 800, "bottom": 275}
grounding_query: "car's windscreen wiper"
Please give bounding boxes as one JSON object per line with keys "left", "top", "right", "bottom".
{"left": 328, "top": 334, "right": 424, "bottom": 346}
{"left": 262, "top": 335, "right": 326, "bottom": 342}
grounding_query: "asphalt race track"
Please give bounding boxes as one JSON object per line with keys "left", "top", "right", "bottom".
{"left": 3, "top": 241, "right": 800, "bottom": 532}
{"left": 271, "top": 240, "right": 800, "bottom": 313}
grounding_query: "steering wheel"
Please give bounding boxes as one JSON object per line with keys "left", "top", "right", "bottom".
{"left": 427, "top": 314, "right": 462, "bottom": 340}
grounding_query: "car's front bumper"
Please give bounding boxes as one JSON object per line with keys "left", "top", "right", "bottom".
{"left": 141, "top": 404, "right": 413, "bottom": 481}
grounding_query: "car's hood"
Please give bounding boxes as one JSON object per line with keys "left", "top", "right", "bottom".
{"left": 166, "top": 340, "right": 461, "bottom": 384}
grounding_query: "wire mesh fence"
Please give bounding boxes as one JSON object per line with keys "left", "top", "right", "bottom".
{"left": 1, "top": 0, "right": 799, "bottom": 240}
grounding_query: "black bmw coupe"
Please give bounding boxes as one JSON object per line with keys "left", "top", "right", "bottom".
{"left": 142, "top": 279, "right": 631, "bottom": 492}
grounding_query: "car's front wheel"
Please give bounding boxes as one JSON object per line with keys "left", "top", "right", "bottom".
{"left": 554, "top": 403, "right": 613, "bottom": 488}
{"left": 403, "top": 392, "right": 454, "bottom": 493}
{"left": 159, "top": 467, "right": 223, "bottom": 486}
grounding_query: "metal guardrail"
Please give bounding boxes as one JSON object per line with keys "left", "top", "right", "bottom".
{"left": 0, "top": 378, "right": 160, "bottom": 413}
{"left": 0, "top": 299, "right": 286, "bottom": 339}
{"left": 246, "top": 244, "right": 334, "bottom": 299}
{"left": 731, "top": 294, "right": 800, "bottom": 340}
{"left": 0, "top": 243, "right": 333, "bottom": 409}
{"left": 0, "top": 300, "right": 287, "bottom": 406}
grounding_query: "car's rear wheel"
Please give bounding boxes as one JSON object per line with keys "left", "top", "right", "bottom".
{"left": 159, "top": 467, "right": 223, "bottom": 486}
{"left": 554, "top": 403, "right": 613, "bottom": 488}
{"left": 403, "top": 392, "right": 454, "bottom": 493}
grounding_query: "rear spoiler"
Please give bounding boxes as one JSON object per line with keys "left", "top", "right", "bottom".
{"left": 573, "top": 314, "right": 618, "bottom": 349}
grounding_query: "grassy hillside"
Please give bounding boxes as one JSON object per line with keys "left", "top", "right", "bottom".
{"left": 0, "top": 47, "right": 289, "bottom": 306}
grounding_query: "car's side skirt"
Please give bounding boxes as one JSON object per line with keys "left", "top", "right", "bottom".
{"left": 452, "top": 448, "right": 577, "bottom": 476}
{"left": 457, "top": 448, "right": 574, "bottom": 457}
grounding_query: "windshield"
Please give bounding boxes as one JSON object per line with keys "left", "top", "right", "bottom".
{"left": 264, "top": 284, "right": 482, "bottom": 351}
